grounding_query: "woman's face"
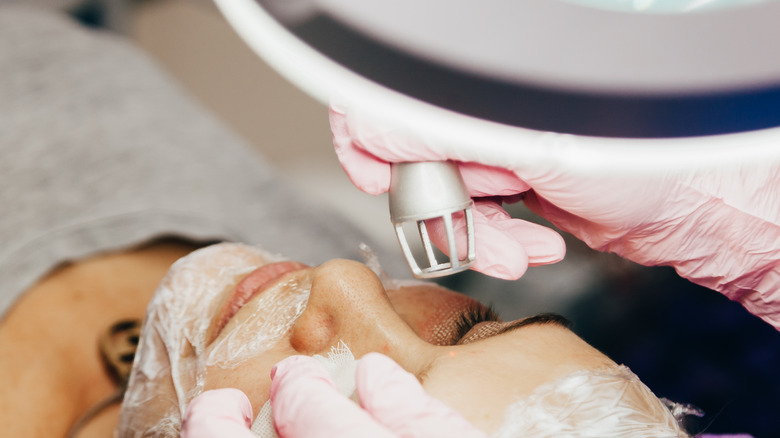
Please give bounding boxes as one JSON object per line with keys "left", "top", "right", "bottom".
{"left": 120, "top": 243, "right": 615, "bottom": 436}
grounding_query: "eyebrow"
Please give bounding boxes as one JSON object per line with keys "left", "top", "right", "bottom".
{"left": 496, "top": 312, "right": 572, "bottom": 336}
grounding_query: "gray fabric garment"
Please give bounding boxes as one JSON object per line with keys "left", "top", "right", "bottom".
{"left": 0, "top": 0, "right": 79, "bottom": 10}
{"left": 0, "top": 5, "right": 405, "bottom": 318}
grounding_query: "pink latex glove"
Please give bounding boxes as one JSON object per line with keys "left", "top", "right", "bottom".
{"left": 270, "top": 353, "right": 486, "bottom": 438}
{"left": 180, "top": 354, "right": 485, "bottom": 438}
{"left": 331, "top": 106, "right": 780, "bottom": 329}
{"left": 182, "top": 388, "right": 256, "bottom": 438}
{"left": 180, "top": 360, "right": 754, "bottom": 438}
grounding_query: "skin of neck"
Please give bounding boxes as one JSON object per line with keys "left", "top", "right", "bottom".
{"left": 0, "top": 240, "right": 197, "bottom": 438}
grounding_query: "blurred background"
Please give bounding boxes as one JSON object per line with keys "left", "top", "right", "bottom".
{"left": 56, "top": 0, "right": 780, "bottom": 435}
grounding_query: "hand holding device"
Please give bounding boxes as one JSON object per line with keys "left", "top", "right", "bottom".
{"left": 332, "top": 105, "right": 780, "bottom": 329}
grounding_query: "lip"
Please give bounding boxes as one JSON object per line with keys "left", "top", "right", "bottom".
{"left": 210, "top": 261, "right": 308, "bottom": 342}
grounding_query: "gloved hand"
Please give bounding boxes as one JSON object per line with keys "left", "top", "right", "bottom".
{"left": 270, "top": 353, "right": 485, "bottom": 438}
{"left": 331, "top": 106, "right": 780, "bottom": 329}
{"left": 334, "top": 106, "right": 567, "bottom": 280}
{"left": 181, "top": 354, "right": 485, "bottom": 438}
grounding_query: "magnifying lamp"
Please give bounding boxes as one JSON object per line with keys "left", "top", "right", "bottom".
{"left": 213, "top": 0, "right": 780, "bottom": 276}
{"left": 214, "top": 0, "right": 780, "bottom": 169}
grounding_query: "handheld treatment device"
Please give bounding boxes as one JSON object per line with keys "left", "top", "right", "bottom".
{"left": 389, "top": 162, "right": 475, "bottom": 278}
{"left": 214, "top": 0, "right": 780, "bottom": 278}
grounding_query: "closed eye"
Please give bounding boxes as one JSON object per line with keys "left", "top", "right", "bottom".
{"left": 453, "top": 304, "right": 500, "bottom": 343}
{"left": 455, "top": 312, "right": 573, "bottom": 345}
{"left": 495, "top": 313, "right": 572, "bottom": 336}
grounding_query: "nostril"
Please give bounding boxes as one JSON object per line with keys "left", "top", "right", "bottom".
{"left": 290, "top": 309, "right": 337, "bottom": 355}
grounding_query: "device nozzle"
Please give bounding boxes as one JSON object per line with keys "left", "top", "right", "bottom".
{"left": 389, "top": 161, "right": 476, "bottom": 278}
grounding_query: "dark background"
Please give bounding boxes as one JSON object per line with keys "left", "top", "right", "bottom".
{"left": 439, "top": 207, "right": 780, "bottom": 438}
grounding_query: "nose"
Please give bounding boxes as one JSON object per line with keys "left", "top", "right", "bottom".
{"left": 289, "top": 259, "right": 433, "bottom": 374}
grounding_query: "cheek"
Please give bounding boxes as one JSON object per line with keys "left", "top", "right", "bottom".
{"left": 202, "top": 347, "right": 293, "bottom": 416}
{"left": 205, "top": 366, "right": 272, "bottom": 415}
{"left": 421, "top": 352, "right": 524, "bottom": 435}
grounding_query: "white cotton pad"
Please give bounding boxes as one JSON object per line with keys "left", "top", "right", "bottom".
{"left": 251, "top": 341, "right": 358, "bottom": 437}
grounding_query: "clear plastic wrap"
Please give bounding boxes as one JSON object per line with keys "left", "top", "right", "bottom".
{"left": 493, "top": 365, "right": 689, "bottom": 437}
{"left": 118, "top": 243, "right": 312, "bottom": 437}
{"left": 118, "top": 243, "right": 690, "bottom": 437}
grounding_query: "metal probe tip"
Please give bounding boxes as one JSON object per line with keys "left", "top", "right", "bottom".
{"left": 389, "top": 161, "right": 476, "bottom": 278}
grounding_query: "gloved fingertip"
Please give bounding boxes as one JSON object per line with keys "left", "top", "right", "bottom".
{"left": 333, "top": 143, "right": 392, "bottom": 195}
{"left": 270, "top": 355, "right": 312, "bottom": 380}
{"left": 524, "top": 229, "right": 566, "bottom": 266}
{"left": 357, "top": 351, "right": 395, "bottom": 371}
{"left": 473, "top": 257, "right": 528, "bottom": 280}
{"left": 356, "top": 353, "right": 427, "bottom": 414}
{"left": 270, "top": 355, "right": 339, "bottom": 407}
{"left": 357, "top": 353, "right": 419, "bottom": 391}
{"left": 473, "top": 198, "right": 566, "bottom": 267}
{"left": 271, "top": 355, "right": 393, "bottom": 438}
{"left": 270, "top": 355, "right": 331, "bottom": 400}
{"left": 350, "top": 171, "right": 391, "bottom": 196}
{"left": 183, "top": 388, "right": 254, "bottom": 431}
{"left": 518, "top": 226, "right": 567, "bottom": 266}
{"left": 470, "top": 217, "right": 530, "bottom": 280}
{"left": 188, "top": 388, "right": 252, "bottom": 414}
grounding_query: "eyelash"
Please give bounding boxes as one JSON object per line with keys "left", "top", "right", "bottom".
{"left": 453, "top": 304, "right": 500, "bottom": 341}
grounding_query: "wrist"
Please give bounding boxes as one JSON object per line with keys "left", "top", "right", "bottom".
{"left": 614, "top": 199, "right": 780, "bottom": 329}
